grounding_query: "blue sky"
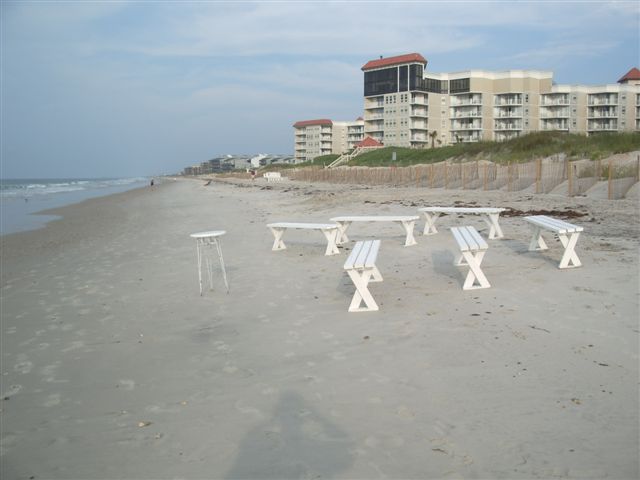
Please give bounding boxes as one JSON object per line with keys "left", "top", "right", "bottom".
{"left": 1, "top": 1, "right": 638, "bottom": 178}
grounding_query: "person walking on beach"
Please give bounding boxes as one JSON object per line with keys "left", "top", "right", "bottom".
{"left": 150, "top": 178, "right": 155, "bottom": 187}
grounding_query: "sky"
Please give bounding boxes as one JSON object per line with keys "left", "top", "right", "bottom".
{"left": 1, "top": 1, "right": 639, "bottom": 179}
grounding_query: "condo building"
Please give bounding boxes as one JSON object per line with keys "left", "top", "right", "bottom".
{"left": 294, "top": 55, "right": 639, "bottom": 161}
{"left": 293, "top": 118, "right": 364, "bottom": 162}
{"left": 360, "top": 53, "right": 640, "bottom": 148}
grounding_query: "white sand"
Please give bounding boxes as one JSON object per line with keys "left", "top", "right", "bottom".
{"left": 1, "top": 177, "right": 638, "bottom": 479}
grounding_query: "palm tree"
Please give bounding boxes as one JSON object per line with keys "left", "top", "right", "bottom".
{"left": 429, "top": 130, "right": 438, "bottom": 149}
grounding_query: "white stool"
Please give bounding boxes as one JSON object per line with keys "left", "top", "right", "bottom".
{"left": 190, "top": 230, "right": 229, "bottom": 295}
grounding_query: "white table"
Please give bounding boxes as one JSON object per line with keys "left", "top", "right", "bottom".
{"left": 418, "top": 207, "right": 506, "bottom": 239}
{"left": 190, "top": 230, "right": 229, "bottom": 295}
{"left": 330, "top": 215, "right": 419, "bottom": 246}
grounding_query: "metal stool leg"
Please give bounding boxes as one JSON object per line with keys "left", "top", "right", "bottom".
{"left": 195, "top": 240, "right": 203, "bottom": 295}
{"left": 215, "top": 238, "right": 229, "bottom": 293}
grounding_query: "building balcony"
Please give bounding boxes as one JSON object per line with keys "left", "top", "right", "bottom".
{"left": 588, "top": 96, "right": 618, "bottom": 106}
{"left": 410, "top": 108, "right": 428, "bottom": 117}
{"left": 494, "top": 123, "right": 523, "bottom": 131}
{"left": 411, "top": 135, "right": 427, "bottom": 142}
{"left": 452, "top": 134, "right": 481, "bottom": 143}
{"left": 540, "top": 121, "right": 569, "bottom": 131}
{"left": 494, "top": 95, "right": 522, "bottom": 106}
{"left": 495, "top": 131, "right": 521, "bottom": 142}
{"left": 451, "top": 124, "right": 482, "bottom": 131}
{"left": 410, "top": 94, "right": 428, "bottom": 105}
{"left": 587, "top": 112, "right": 618, "bottom": 118}
{"left": 451, "top": 109, "right": 481, "bottom": 118}
{"left": 541, "top": 96, "right": 570, "bottom": 106}
{"left": 451, "top": 99, "right": 482, "bottom": 107}
{"left": 588, "top": 121, "right": 618, "bottom": 131}
{"left": 540, "top": 109, "right": 570, "bottom": 118}
{"left": 494, "top": 111, "right": 523, "bottom": 118}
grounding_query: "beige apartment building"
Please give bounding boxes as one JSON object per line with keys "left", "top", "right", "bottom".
{"left": 293, "top": 118, "right": 364, "bottom": 162}
{"left": 360, "top": 53, "right": 640, "bottom": 148}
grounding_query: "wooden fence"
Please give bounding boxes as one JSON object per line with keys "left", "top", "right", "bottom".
{"left": 285, "top": 156, "right": 639, "bottom": 199}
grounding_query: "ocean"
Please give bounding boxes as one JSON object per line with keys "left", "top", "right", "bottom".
{"left": 0, "top": 177, "right": 150, "bottom": 235}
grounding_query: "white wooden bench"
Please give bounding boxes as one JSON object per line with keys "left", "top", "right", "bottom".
{"left": 450, "top": 226, "right": 490, "bottom": 290}
{"left": 263, "top": 172, "right": 284, "bottom": 182}
{"left": 524, "top": 215, "right": 583, "bottom": 269}
{"left": 267, "top": 222, "right": 340, "bottom": 256}
{"left": 419, "top": 207, "right": 506, "bottom": 239}
{"left": 329, "top": 215, "right": 419, "bottom": 247}
{"left": 344, "top": 239, "right": 383, "bottom": 312}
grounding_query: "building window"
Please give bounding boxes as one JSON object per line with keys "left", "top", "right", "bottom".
{"left": 364, "top": 67, "right": 399, "bottom": 96}
{"left": 450, "top": 78, "right": 470, "bottom": 94}
{"left": 399, "top": 66, "right": 408, "bottom": 92}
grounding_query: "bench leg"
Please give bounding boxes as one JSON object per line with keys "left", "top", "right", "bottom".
{"left": 558, "top": 232, "right": 582, "bottom": 269}
{"left": 528, "top": 226, "right": 548, "bottom": 251}
{"left": 269, "top": 227, "right": 287, "bottom": 251}
{"left": 399, "top": 220, "right": 417, "bottom": 246}
{"left": 460, "top": 250, "right": 490, "bottom": 290}
{"left": 322, "top": 228, "right": 340, "bottom": 256}
{"left": 422, "top": 212, "right": 440, "bottom": 235}
{"left": 335, "top": 222, "right": 351, "bottom": 244}
{"left": 484, "top": 213, "right": 504, "bottom": 239}
{"left": 346, "top": 268, "right": 380, "bottom": 312}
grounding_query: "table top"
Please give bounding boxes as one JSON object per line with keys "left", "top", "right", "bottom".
{"left": 418, "top": 207, "right": 506, "bottom": 214}
{"left": 267, "top": 222, "right": 338, "bottom": 230}
{"left": 190, "top": 230, "right": 226, "bottom": 239}
{"left": 330, "top": 215, "right": 419, "bottom": 222}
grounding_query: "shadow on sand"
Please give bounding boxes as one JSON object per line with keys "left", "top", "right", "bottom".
{"left": 225, "top": 391, "right": 354, "bottom": 479}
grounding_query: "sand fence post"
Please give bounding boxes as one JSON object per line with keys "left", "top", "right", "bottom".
{"left": 608, "top": 158, "right": 613, "bottom": 200}
{"left": 462, "top": 162, "right": 467, "bottom": 189}
{"left": 445, "top": 163, "right": 449, "bottom": 189}
{"left": 483, "top": 163, "right": 487, "bottom": 190}
{"left": 536, "top": 158, "right": 542, "bottom": 194}
{"left": 567, "top": 160, "right": 574, "bottom": 197}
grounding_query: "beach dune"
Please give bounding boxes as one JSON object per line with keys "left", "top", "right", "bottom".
{"left": 1, "top": 177, "right": 638, "bottom": 479}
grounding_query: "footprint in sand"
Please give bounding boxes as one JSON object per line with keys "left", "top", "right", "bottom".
{"left": 13, "top": 361, "right": 33, "bottom": 374}
{"left": 43, "top": 393, "right": 61, "bottom": 407}
{"left": 2, "top": 384, "right": 23, "bottom": 398}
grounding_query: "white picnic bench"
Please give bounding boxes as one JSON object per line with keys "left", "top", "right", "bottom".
{"left": 450, "top": 226, "right": 490, "bottom": 290}
{"left": 263, "top": 172, "right": 284, "bottom": 182}
{"left": 330, "top": 215, "right": 419, "bottom": 247}
{"left": 267, "top": 222, "right": 340, "bottom": 256}
{"left": 524, "top": 215, "right": 583, "bottom": 269}
{"left": 343, "top": 239, "right": 383, "bottom": 312}
{"left": 419, "top": 207, "right": 506, "bottom": 239}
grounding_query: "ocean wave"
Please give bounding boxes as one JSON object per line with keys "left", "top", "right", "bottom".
{"left": 0, "top": 177, "right": 149, "bottom": 198}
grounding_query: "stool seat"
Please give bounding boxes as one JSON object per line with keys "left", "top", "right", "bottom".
{"left": 190, "top": 230, "right": 226, "bottom": 239}
{"left": 190, "top": 230, "right": 229, "bottom": 295}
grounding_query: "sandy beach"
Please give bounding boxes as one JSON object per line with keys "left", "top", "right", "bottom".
{"left": 1, "top": 176, "right": 638, "bottom": 479}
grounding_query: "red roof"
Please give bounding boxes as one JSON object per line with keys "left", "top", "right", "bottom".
{"left": 357, "top": 136, "right": 383, "bottom": 147}
{"left": 362, "top": 53, "right": 427, "bottom": 71}
{"left": 293, "top": 119, "right": 333, "bottom": 128}
{"left": 618, "top": 67, "right": 640, "bottom": 83}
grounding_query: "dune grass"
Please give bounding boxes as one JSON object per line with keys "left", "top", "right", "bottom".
{"left": 348, "top": 132, "right": 640, "bottom": 167}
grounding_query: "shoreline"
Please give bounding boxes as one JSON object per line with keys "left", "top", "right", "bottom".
{"left": 0, "top": 178, "right": 152, "bottom": 237}
{"left": 1, "top": 177, "right": 638, "bottom": 479}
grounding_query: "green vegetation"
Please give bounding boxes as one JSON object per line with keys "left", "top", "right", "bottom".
{"left": 348, "top": 132, "right": 640, "bottom": 167}
{"left": 260, "top": 154, "right": 338, "bottom": 171}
